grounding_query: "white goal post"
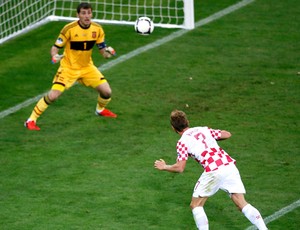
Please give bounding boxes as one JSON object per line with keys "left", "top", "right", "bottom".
{"left": 0, "top": 0, "right": 194, "bottom": 45}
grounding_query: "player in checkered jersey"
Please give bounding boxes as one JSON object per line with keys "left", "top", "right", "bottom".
{"left": 154, "top": 110, "right": 268, "bottom": 230}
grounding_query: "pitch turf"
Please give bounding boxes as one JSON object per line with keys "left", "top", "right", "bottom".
{"left": 0, "top": 0, "right": 299, "bottom": 229}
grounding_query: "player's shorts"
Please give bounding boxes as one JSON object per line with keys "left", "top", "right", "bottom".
{"left": 51, "top": 65, "right": 107, "bottom": 92}
{"left": 192, "top": 163, "right": 246, "bottom": 198}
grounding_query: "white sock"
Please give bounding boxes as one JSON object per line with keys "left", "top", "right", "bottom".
{"left": 242, "top": 204, "right": 268, "bottom": 230}
{"left": 192, "top": 206, "right": 209, "bottom": 230}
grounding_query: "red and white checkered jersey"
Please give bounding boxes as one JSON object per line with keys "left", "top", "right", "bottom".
{"left": 176, "top": 127, "right": 235, "bottom": 172}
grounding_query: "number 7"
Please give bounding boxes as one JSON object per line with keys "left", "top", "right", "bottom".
{"left": 194, "top": 132, "right": 208, "bottom": 148}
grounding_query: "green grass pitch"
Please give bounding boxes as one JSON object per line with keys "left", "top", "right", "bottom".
{"left": 0, "top": 0, "right": 299, "bottom": 229}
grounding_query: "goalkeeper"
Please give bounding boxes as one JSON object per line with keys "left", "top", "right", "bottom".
{"left": 25, "top": 2, "right": 117, "bottom": 131}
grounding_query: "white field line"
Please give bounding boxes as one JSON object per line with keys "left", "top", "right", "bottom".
{"left": 245, "top": 199, "right": 300, "bottom": 230}
{"left": 0, "top": 0, "right": 255, "bottom": 119}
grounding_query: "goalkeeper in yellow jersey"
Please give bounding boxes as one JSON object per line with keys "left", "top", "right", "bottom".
{"left": 25, "top": 2, "right": 117, "bottom": 130}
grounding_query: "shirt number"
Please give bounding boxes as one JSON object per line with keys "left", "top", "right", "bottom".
{"left": 194, "top": 132, "right": 208, "bottom": 149}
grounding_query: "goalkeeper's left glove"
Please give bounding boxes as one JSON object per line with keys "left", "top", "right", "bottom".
{"left": 104, "top": 46, "right": 116, "bottom": 58}
{"left": 51, "top": 54, "right": 64, "bottom": 64}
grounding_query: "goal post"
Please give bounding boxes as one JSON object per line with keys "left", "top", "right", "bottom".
{"left": 0, "top": 0, "right": 194, "bottom": 45}
{"left": 183, "top": 0, "right": 195, "bottom": 29}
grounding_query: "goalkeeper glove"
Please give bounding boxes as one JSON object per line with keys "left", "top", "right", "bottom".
{"left": 51, "top": 54, "right": 64, "bottom": 64}
{"left": 105, "top": 46, "right": 116, "bottom": 57}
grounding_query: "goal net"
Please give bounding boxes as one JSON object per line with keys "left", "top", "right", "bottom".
{"left": 0, "top": 0, "right": 194, "bottom": 45}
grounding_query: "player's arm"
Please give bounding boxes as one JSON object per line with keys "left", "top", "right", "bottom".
{"left": 50, "top": 45, "right": 64, "bottom": 64}
{"left": 154, "top": 159, "right": 187, "bottom": 173}
{"left": 219, "top": 130, "right": 231, "bottom": 140}
{"left": 50, "top": 46, "right": 59, "bottom": 57}
{"left": 97, "top": 42, "right": 116, "bottom": 59}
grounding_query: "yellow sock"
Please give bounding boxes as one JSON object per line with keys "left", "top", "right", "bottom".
{"left": 96, "top": 96, "right": 111, "bottom": 112}
{"left": 29, "top": 95, "right": 52, "bottom": 121}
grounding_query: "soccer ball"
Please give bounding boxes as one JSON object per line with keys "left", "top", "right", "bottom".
{"left": 135, "top": 16, "right": 154, "bottom": 35}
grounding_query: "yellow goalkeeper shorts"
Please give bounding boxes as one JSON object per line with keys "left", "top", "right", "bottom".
{"left": 51, "top": 65, "right": 107, "bottom": 91}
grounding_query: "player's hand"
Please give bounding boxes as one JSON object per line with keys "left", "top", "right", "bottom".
{"left": 154, "top": 159, "right": 166, "bottom": 170}
{"left": 105, "top": 46, "right": 116, "bottom": 57}
{"left": 51, "top": 54, "right": 64, "bottom": 64}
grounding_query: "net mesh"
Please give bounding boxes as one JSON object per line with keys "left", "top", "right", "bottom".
{"left": 53, "top": 0, "right": 184, "bottom": 24}
{"left": 0, "top": 0, "right": 192, "bottom": 44}
{"left": 0, "top": 0, "right": 54, "bottom": 43}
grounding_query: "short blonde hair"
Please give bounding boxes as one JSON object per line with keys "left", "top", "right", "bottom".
{"left": 170, "top": 110, "right": 189, "bottom": 132}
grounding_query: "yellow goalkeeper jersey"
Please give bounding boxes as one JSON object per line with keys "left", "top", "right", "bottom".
{"left": 54, "top": 21, "right": 105, "bottom": 69}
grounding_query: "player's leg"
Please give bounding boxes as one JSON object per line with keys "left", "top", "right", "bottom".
{"left": 220, "top": 165, "right": 268, "bottom": 230}
{"left": 95, "top": 81, "right": 117, "bottom": 117}
{"left": 25, "top": 87, "right": 64, "bottom": 130}
{"left": 190, "top": 197, "right": 209, "bottom": 230}
{"left": 231, "top": 193, "right": 268, "bottom": 230}
{"left": 25, "top": 67, "right": 73, "bottom": 130}
{"left": 191, "top": 171, "right": 221, "bottom": 230}
{"left": 80, "top": 66, "right": 117, "bottom": 117}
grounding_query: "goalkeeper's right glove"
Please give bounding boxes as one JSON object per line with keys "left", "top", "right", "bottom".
{"left": 51, "top": 54, "right": 64, "bottom": 64}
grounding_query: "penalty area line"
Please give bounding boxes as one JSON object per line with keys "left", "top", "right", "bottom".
{"left": 0, "top": 0, "right": 255, "bottom": 119}
{"left": 245, "top": 199, "right": 300, "bottom": 230}
{"left": 0, "top": 93, "right": 46, "bottom": 119}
